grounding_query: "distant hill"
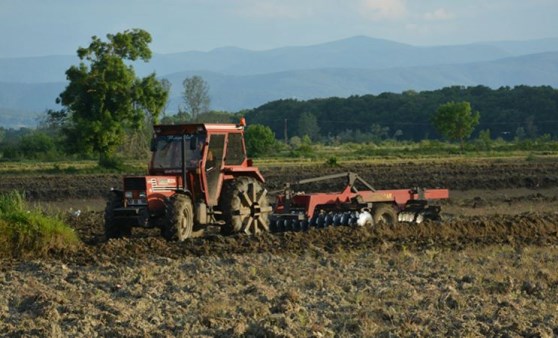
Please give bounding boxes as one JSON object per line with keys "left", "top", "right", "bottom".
{"left": 3, "top": 36, "right": 558, "bottom": 82}
{"left": 1, "top": 36, "right": 558, "bottom": 128}
{"left": 161, "top": 51, "right": 558, "bottom": 112}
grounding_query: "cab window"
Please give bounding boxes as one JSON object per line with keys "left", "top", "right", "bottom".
{"left": 225, "top": 133, "right": 245, "bottom": 165}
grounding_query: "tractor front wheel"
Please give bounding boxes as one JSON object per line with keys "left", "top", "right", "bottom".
{"left": 220, "top": 176, "right": 272, "bottom": 235}
{"left": 163, "top": 194, "right": 194, "bottom": 241}
{"left": 104, "top": 192, "right": 131, "bottom": 239}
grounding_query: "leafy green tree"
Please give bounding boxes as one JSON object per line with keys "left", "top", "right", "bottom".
{"left": 432, "top": 101, "right": 480, "bottom": 151}
{"left": 57, "top": 29, "right": 169, "bottom": 166}
{"left": 297, "top": 112, "right": 320, "bottom": 140}
{"left": 244, "top": 124, "right": 276, "bottom": 157}
{"left": 183, "top": 75, "right": 210, "bottom": 120}
{"left": 20, "top": 132, "right": 56, "bottom": 159}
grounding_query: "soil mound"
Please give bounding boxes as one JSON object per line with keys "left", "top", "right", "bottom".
{"left": 60, "top": 211, "right": 558, "bottom": 265}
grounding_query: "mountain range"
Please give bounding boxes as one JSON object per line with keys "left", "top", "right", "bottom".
{"left": 1, "top": 36, "right": 558, "bottom": 128}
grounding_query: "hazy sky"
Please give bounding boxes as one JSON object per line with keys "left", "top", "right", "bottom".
{"left": 1, "top": 0, "right": 557, "bottom": 58}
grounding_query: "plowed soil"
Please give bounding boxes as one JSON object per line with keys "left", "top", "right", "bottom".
{"left": 1, "top": 157, "right": 558, "bottom": 337}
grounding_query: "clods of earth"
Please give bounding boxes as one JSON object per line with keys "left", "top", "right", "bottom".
{"left": 1, "top": 158, "right": 558, "bottom": 336}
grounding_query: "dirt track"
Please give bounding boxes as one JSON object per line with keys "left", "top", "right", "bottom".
{"left": 1, "top": 158, "right": 558, "bottom": 336}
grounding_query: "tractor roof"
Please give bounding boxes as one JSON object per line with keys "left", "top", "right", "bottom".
{"left": 153, "top": 123, "right": 244, "bottom": 135}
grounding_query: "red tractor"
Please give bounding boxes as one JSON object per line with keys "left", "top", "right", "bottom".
{"left": 106, "top": 120, "right": 449, "bottom": 241}
{"left": 105, "top": 120, "right": 272, "bottom": 241}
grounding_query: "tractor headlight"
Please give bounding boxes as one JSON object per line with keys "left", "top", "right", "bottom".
{"left": 125, "top": 191, "right": 133, "bottom": 198}
{"left": 139, "top": 191, "right": 146, "bottom": 199}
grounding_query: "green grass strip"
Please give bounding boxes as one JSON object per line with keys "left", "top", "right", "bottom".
{"left": 0, "top": 191, "right": 80, "bottom": 258}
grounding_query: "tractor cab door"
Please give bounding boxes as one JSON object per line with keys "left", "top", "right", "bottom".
{"left": 202, "top": 134, "right": 225, "bottom": 206}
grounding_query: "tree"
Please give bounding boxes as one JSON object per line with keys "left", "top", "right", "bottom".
{"left": 19, "top": 132, "right": 56, "bottom": 159}
{"left": 182, "top": 76, "right": 210, "bottom": 120}
{"left": 477, "top": 129, "right": 492, "bottom": 149}
{"left": 42, "top": 109, "right": 68, "bottom": 131}
{"left": 57, "top": 29, "right": 169, "bottom": 166}
{"left": 432, "top": 101, "right": 480, "bottom": 151}
{"left": 297, "top": 112, "right": 320, "bottom": 140}
{"left": 244, "top": 124, "right": 276, "bottom": 157}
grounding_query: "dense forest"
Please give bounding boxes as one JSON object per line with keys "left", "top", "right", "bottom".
{"left": 245, "top": 85, "right": 558, "bottom": 142}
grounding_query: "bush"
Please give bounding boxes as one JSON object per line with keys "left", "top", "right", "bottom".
{"left": 288, "top": 135, "right": 316, "bottom": 158}
{"left": 20, "top": 132, "right": 55, "bottom": 156}
{"left": 0, "top": 131, "right": 64, "bottom": 161}
{"left": 245, "top": 124, "right": 277, "bottom": 157}
{"left": 325, "top": 156, "right": 339, "bottom": 167}
{"left": 0, "top": 191, "right": 80, "bottom": 258}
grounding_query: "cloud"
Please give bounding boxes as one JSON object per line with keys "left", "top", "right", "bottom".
{"left": 424, "top": 8, "right": 454, "bottom": 21}
{"left": 360, "top": 0, "right": 407, "bottom": 20}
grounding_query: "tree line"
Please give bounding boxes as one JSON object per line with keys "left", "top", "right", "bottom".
{"left": 244, "top": 85, "right": 558, "bottom": 142}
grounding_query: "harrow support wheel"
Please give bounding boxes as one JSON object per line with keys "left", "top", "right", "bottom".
{"left": 104, "top": 192, "right": 131, "bottom": 239}
{"left": 220, "top": 176, "right": 272, "bottom": 235}
{"left": 163, "top": 194, "right": 194, "bottom": 242}
{"left": 373, "top": 204, "right": 398, "bottom": 226}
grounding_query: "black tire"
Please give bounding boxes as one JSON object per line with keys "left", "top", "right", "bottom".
{"left": 104, "top": 192, "right": 131, "bottom": 239}
{"left": 162, "top": 194, "right": 194, "bottom": 242}
{"left": 220, "top": 176, "right": 271, "bottom": 235}
{"left": 373, "top": 204, "right": 398, "bottom": 226}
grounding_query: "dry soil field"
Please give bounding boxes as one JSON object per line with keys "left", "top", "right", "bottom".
{"left": 1, "top": 157, "right": 558, "bottom": 337}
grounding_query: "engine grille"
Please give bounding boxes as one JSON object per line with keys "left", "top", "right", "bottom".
{"left": 124, "top": 177, "right": 146, "bottom": 190}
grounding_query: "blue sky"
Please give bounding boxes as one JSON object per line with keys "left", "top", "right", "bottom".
{"left": 1, "top": 0, "right": 557, "bottom": 57}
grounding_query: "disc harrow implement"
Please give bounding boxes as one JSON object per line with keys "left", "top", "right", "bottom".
{"left": 270, "top": 172, "right": 448, "bottom": 232}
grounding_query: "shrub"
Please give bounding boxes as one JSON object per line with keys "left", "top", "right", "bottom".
{"left": 245, "top": 124, "right": 277, "bottom": 157}
{"left": 0, "top": 191, "right": 80, "bottom": 258}
{"left": 325, "top": 156, "right": 339, "bottom": 167}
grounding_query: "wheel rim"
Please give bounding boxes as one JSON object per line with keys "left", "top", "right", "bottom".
{"left": 178, "top": 206, "right": 192, "bottom": 240}
{"left": 237, "top": 182, "right": 272, "bottom": 235}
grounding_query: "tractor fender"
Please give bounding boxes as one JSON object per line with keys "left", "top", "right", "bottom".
{"left": 223, "top": 167, "right": 265, "bottom": 183}
{"left": 172, "top": 189, "right": 193, "bottom": 200}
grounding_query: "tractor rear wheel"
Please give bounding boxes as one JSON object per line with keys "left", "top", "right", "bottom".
{"left": 163, "top": 194, "right": 194, "bottom": 241}
{"left": 220, "top": 176, "right": 272, "bottom": 235}
{"left": 104, "top": 192, "right": 131, "bottom": 239}
{"left": 373, "top": 204, "right": 398, "bottom": 226}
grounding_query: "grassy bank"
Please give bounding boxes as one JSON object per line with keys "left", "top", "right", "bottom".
{"left": 0, "top": 192, "right": 80, "bottom": 258}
